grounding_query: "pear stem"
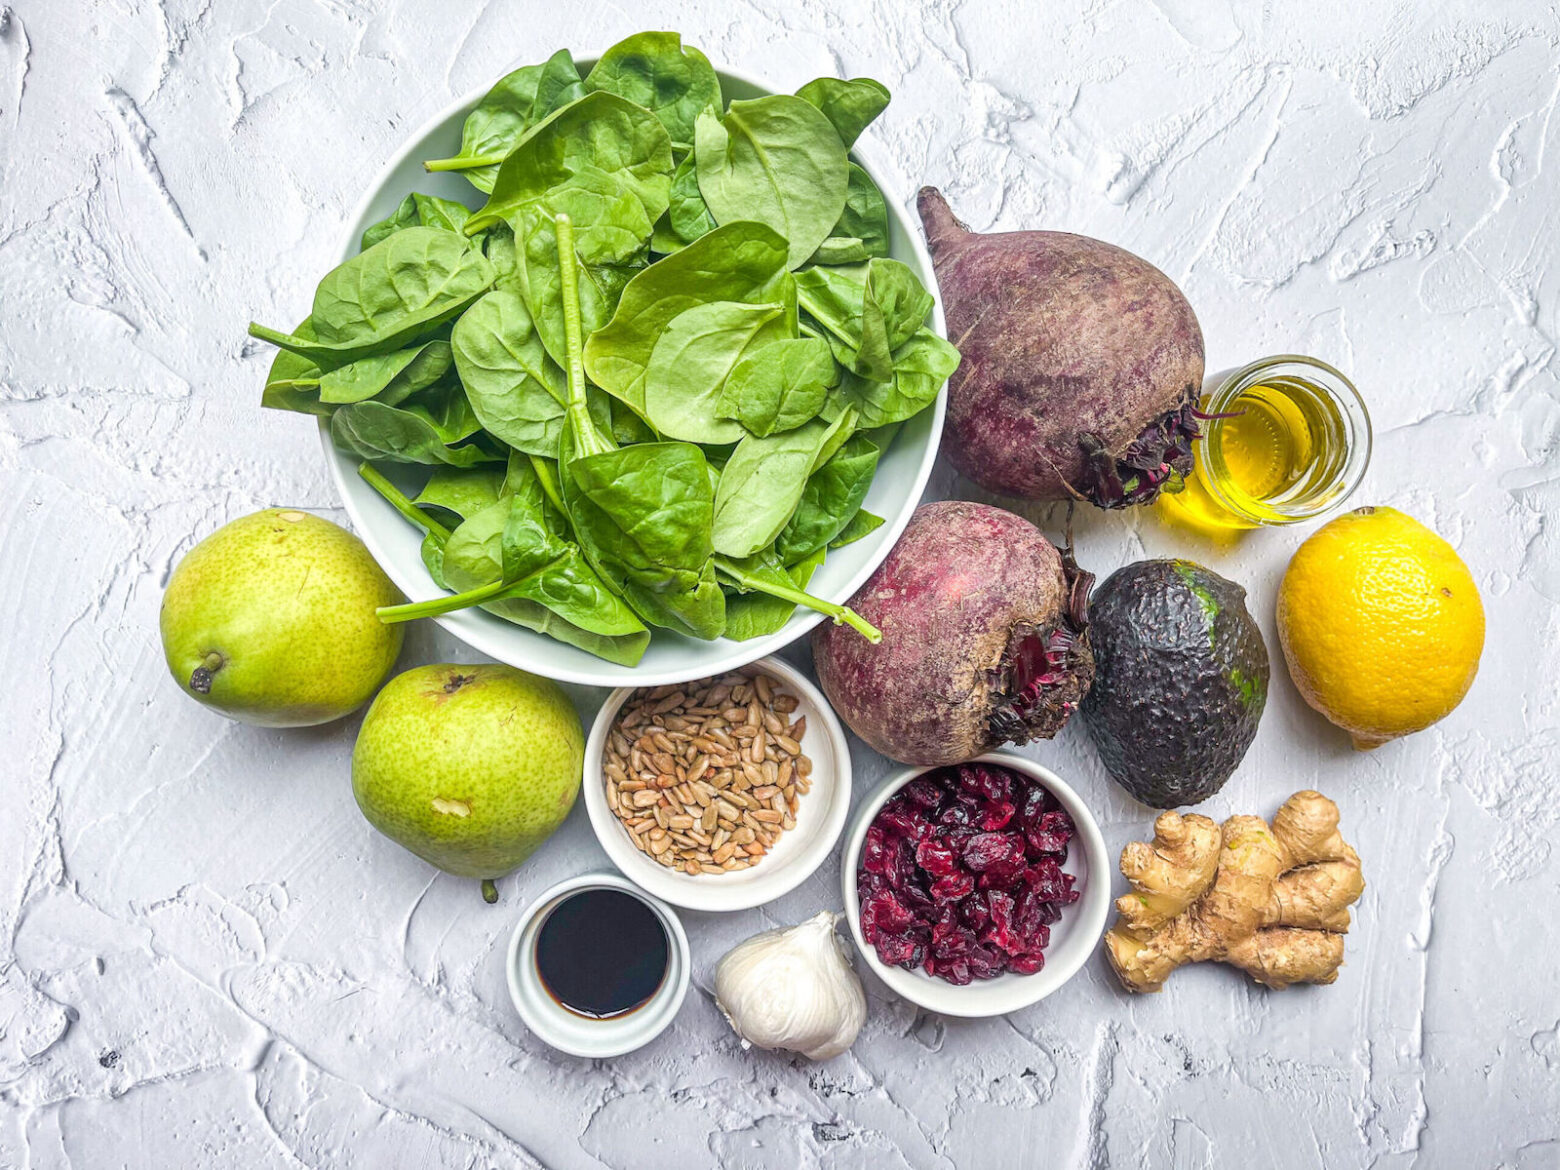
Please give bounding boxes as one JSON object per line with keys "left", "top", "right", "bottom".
{"left": 481, "top": 879, "right": 499, "bottom": 904}
{"left": 189, "top": 652, "right": 224, "bottom": 695}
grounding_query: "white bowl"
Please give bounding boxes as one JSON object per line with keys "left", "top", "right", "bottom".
{"left": 582, "top": 656, "right": 850, "bottom": 912}
{"left": 840, "top": 753, "right": 1110, "bottom": 1018}
{"left": 321, "top": 55, "right": 947, "bottom": 686}
{"left": 506, "top": 871, "right": 690, "bottom": 1058}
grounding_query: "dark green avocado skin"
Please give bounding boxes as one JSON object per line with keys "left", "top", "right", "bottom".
{"left": 1080, "top": 559, "right": 1269, "bottom": 807}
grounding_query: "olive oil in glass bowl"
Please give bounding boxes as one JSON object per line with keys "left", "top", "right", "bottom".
{"left": 1161, "top": 355, "right": 1371, "bottom": 530}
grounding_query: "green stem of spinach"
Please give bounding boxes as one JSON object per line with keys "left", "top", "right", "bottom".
{"left": 555, "top": 212, "right": 613, "bottom": 457}
{"left": 528, "top": 455, "right": 567, "bottom": 515}
{"left": 714, "top": 556, "right": 883, "bottom": 643}
{"left": 248, "top": 322, "right": 300, "bottom": 349}
{"left": 375, "top": 577, "right": 511, "bottom": 624}
{"left": 423, "top": 152, "right": 507, "bottom": 173}
{"left": 357, "top": 462, "right": 451, "bottom": 541}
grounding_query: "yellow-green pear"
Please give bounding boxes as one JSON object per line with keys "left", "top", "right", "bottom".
{"left": 160, "top": 509, "right": 404, "bottom": 726}
{"left": 352, "top": 663, "right": 584, "bottom": 900}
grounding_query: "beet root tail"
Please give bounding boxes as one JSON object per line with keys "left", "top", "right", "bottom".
{"left": 917, "top": 186, "right": 968, "bottom": 257}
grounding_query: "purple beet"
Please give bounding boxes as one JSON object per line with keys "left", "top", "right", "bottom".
{"left": 918, "top": 188, "right": 1206, "bottom": 508}
{"left": 812, "top": 501, "right": 1094, "bottom": 766}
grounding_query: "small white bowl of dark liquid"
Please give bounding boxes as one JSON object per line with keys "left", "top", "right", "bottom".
{"left": 506, "top": 872, "right": 690, "bottom": 1058}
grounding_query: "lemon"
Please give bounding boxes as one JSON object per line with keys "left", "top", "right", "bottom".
{"left": 1276, "top": 506, "right": 1484, "bottom": 749}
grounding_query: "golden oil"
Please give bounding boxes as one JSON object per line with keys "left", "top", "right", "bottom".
{"left": 1160, "top": 356, "right": 1371, "bottom": 531}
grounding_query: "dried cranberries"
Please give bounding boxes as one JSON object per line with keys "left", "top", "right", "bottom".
{"left": 856, "top": 762, "right": 1079, "bottom": 984}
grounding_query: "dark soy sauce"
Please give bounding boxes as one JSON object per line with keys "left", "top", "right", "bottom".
{"left": 534, "top": 888, "right": 669, "bottom": 1019}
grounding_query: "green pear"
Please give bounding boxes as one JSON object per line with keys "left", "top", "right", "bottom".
{"left": 160, "top": 509, "right": 404, "bottom": 727}
{"left": 352, "top": 663, "right": 584, "bottom": 899}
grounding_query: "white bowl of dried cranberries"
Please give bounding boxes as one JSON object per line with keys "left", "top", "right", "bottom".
{"left": 841, "top": 752, "right": 1110, "bottom": 1017}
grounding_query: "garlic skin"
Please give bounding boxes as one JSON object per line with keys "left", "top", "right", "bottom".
{"left": 714, "top": 912, "right": 866, "bottom": 1061}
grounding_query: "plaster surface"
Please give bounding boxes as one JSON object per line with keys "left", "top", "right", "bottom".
{"left": 2, "top": 1, "right": 1557, "bottom": 1166}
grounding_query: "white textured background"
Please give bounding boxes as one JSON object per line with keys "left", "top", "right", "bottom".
{"left": 3, "top": 1, "right": 1557, "bottom": 1166}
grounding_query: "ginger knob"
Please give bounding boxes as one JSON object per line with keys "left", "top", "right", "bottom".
{"left": 1105, "top": 791, "right": 1365, "bottom": 993}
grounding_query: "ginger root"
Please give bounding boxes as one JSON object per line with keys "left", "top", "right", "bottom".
{"left": 1105, "top": 790, "right": 1364, "bottom": 993}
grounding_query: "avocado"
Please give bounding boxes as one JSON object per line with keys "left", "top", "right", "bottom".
{"left": 1080, "top": 559, "right": 1269, "bottom": 807}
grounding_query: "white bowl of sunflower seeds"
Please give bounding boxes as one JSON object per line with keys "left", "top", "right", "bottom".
{"left": 582, "top": 656, "right": 851, "bottom": 912}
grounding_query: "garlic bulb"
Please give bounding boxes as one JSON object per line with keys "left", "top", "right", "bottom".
{"left": 714, "top": 911, "right": 866, "bottom": 1061}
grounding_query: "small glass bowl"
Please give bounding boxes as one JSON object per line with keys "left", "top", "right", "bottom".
{"left": 1192, "top": 354, "right": 1371, "bottom": 528}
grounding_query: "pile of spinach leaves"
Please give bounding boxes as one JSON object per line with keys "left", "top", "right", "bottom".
{"left": 248, "top": 31, "right": 959, "bottom": 666}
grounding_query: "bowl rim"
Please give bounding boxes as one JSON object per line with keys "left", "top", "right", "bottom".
{"left": 505, "top": 869, "right": 691, "bottom": 1058}
{"left": 581, "top": 655, "right": 852, "bottom": 912}
{"left": 318, "top": 55, "right": 948, "bottom": 687}
{"left": 839, "top": 752, "right": 1111, "bottom": 1018}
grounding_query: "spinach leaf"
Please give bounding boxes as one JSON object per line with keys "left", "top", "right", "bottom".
{"left": 366, "top": 461, "right": 651, "bottom": 665}
{"left": 402, "top": 377, "right": 488, "bottom": 443}
{"left": 710, "top": 411, "right": 855, "bottom": 558}
{"left": 477, "top": 595, "right": 649, "bottom": 665}
{"left": 260, "top": 321, "right": 330, "bottom": 416}
{"left": 716, "top": 336, "right": 835, "bottom": 437}
{"left": 694, "top": 96, "right": 850, "bottom": 269}
{"left": 584, "top": 32, "right": 721, "bottom": 151}
{"left": 723, "top": 545, "right": 825, "bottom": 641}
{"left": 462, "top": 91, "right": 673, "bottom": 238}
{"left": 832, "top": 327, "right": 962, "bottom": 427}
{"left": 422, "top": 49, "right": 586, "bottom": 192}
{"left": 649, "top": 219, "right": 687, "bottom": 256}
{"left": 314, "top": 340, "right": 453, "bottom": 405}
{"left": 249, "top": 228, "right": 494, "bottom": 369}
{"left": 714, "top": 549, "right": 879, "bottom": 642}
{"left": 499, "top": 463, "right": 647, "bottom": 637}
{"left": 511, "top": 204, "right": 643, "bottom": 368}
{"left": 829, "top": 507, "right": 884, "bottom": 549}
{"left": 643, "top": 300, "right": 787, "bottom": 443}
{"left": 408, "top": 193, "right": 473, "bottom": 234}
{"left": 439, "top": 497, "right": 650, "bottom": 661}
{"left": 774, "top": 434, "right": 880, "bottom": 563}
{"left": 481, "top": 222, "right": 520, "bottom": 284}
{"left": 862, "top": 259, "right": 935, "bottom": 354}
{"left": 810, "top": 164, "right": 890, "bottom": 266}
{"left": 551, "top": 212, "right": 727, "bottom": 639}
{"left": 584, "top": 221, "right": 791, "bottom": 414}
{"left": 563, "top": 427, "right": 727, "bottom": 638}
{"left": 437, "top": 496, "right": 645, "bottom": 638}
{"left": 610, "top": 398, "right": 657, "bottom": 446}
{"left": 796, "top": 76, "right": 890, "bottom": 147}
{"left": 330, "top": 395, "right": 499, "bottom": 467}
{"left": 796, "top": 257, "right": 934, "bottom": 380}
{"left": 360, "top": 192, "right": 473, "bottom": 250}
{"left": 359, "top": 196, "right": 418, "bottom": 250}
{"left": 518, "top": 163, "right": 656, "bottom": 268}
{"left": 311, "top": 227, "right": 494, "bottom": 344}
{"left": 666, "top": 151, "right": 715, "bottom": 244}
{"left": 412, "top": 467, "right": 507, "bottom": 526}
{"left": 450, "top": 286, "right": 568, "bottom": 455}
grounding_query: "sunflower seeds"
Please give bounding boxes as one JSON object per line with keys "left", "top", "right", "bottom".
{"left": 604, "top": 669, "right": 811, "bottom": 877}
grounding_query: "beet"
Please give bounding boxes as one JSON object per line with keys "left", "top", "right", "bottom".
{"left": 917, "top": 187, "right": 1206, "bottom": 508}
{"left": 811, "top": 500, "right": 1094, "bottom": 766}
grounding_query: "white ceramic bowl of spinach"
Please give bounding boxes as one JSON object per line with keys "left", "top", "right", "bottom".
{"left": 300, "top": 39, "right": 948, "bottom": 686}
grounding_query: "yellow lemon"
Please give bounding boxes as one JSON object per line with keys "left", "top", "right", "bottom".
{"left": 1276, "top": 506, "right": 1484, "bottom": 749}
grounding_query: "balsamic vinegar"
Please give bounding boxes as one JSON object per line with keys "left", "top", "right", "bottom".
{"left": 534, "top": 888, "right": 669, "bottom": 1019}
